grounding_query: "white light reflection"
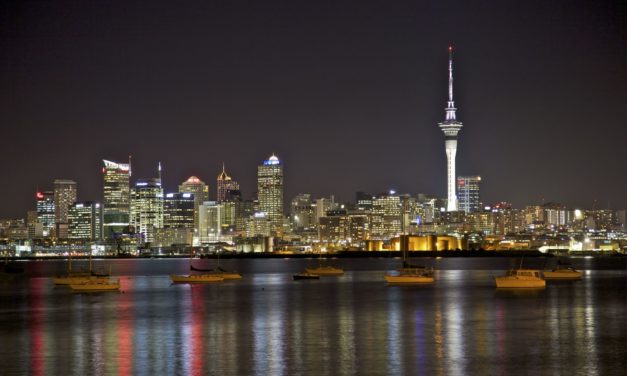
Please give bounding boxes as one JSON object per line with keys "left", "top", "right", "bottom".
{"left": 387, "top": 288, "right": 402, "bottom": 375}
{"left": 445, "top": 292, "right": 465, "bottom": 376}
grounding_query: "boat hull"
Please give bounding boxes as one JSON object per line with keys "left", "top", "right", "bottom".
{"left": 495, "top": 277, "right": 546, "bottom": 288}
{"left": 305, "top": 267, "right": 344, "bottom": 276}
{"left": 170, "top": 274, "right": 224, "bottom": 283}
{"left": 385, "top": 275, "right": 434, "bottom": 284}
{"left": 543, "top": 270, "right": 582, "bottom": 280}
{"left": 70, "top": 280, "right": 120, "bottom": 292}
{"left": 293, "top": 273, "right": 320, "bottom": 280}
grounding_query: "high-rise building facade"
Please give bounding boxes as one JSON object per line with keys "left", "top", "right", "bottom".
{"left": 371, "top": 192, "right": 402, "bottom": 240}
{"left": 457, "top": 176, "right": 481, "bottom": 214}
{"left": 68, "top": 201, "right": 103, "bottom": 240}
{"left": 36, "top": 191, "right": 55, "bottom": 237}
{"left": 257, "top": 154, "right": 284, "bottom": 232}
{"left": 164, "top": 193, "right": 195, "bottom": 229}
{"left": 179, "top": 176, "right": 209, "bottom": 228}
{"left": 102, "top": 159, "right": 131, "bottom": 237}
{"left": 216, "top": 164, "right": 240, "bottom": 202}
{"left": 53, "top": 180, "right": 77, "bottom": 224}
{"left": 438, "top": 46, "right": 463, "bottom": 212}
{"left": 130, "top": 178, "right": 164, "bottom": 244}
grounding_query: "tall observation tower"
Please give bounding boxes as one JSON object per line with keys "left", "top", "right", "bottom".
{"left": 438, "top": 46, "right": 463, "bottom": 212}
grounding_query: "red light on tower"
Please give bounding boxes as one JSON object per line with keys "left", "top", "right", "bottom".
{"left": 36, "top": 192, "right": 44, "bottom": 199}
{"left": 448, "top": 45, "right": 453, "bottom": 52}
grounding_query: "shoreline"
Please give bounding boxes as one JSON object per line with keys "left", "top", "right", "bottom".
{"left": 6, "top": 250, "right": 625, "bottom": 261}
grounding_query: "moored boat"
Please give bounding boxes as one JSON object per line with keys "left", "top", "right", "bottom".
{"left": 543, "top": 266, "right": 582, "bottom": 280}
{"left": 53, "top": 275, "right": 110, "bottom": 285}
{"left": 69, "top": 279, "right": 121, "bottom": 292}
{"left": 385, "top": 267, "right": 435, "bottom": 284}
{"left": 293, "top": 272, "right": 320, "bottom": 280}
{"left": 170, "top": 274, "right": 224, "bottom": 283}
{"left": 495, "top": 269, "right": 545, "bottom": 288}
{"left": 305, "top": 266, "right": 344, "bottom": 276}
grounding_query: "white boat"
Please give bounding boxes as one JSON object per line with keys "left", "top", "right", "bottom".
{"left": 543, "top": 265, "right": 582, "bottom": 280}
{"left": 495, "top": 269, "right": 545, "bottom": 288}
{"left": 70, "top": 278, "right": 121, "bottom": 292}
{"left": 305, "top": 266, "right": 344, "bottom": 276}
{"left": 385, "top": 266, "right": 435, "bottom": 284}
{"left": 170, "top": 274, "right": 224, "bottom": 283}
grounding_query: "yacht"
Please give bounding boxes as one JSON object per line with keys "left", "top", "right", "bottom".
{"left": 495, "top": 269, "right": 545, "bottom": 288}
{"left": 293, "top": 272, "right": 320, "bottom": 280}
{"left": 69, "top": 278, "right": 121, "bottom": 292}
{"left": 305, "top": 265, "right": 344, "bottom": 276}
{"left": 385, "top": 267, "right": 435, "bottom": 284}
{"left": 543, "top": 264, "right": 582, "bottom": 280}
{"left": 53, "top": 275, "right": 109, "bottom": 285}
{"left": 170, "top": 274, "right": 224, "bottom": 283}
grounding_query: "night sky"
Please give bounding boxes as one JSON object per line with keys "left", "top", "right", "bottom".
{"left": 1, "top": 0, "right": 625, "bottom": 218}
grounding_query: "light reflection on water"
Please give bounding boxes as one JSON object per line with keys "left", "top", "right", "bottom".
{"left": 0, "top": 259, "right": 626, "bottom": 375}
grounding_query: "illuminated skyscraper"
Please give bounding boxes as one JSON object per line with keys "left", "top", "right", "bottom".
{"left": 130, "top": 178, "right": 164, "bottom": 244}
{"left": 102, "top": 159, "right": 131, "bottom": 237}
{"left": 257, "top": 154, "right": 284, "bottom": 232}
{"left": 103, "top": 159, "right": 130, "bottom": 213}
{"left": 53, "top": 179, "right": 77, "bottom": 224}
{"left": 216, "top": 163, "right": 240, "bottom": 202}
{"left": 179, "top": 176, "right": 209, "bottom": 228}
{"left": 164, "top": 193, "right": 195, "bottom": 229}
{"left": 457, "top": 176, "right": 481, "bottom": 213}
{"left": 438, "top": 46, "right": 463, "bottom": 212}
{"left": 36, "top": 191, "right": 55, "bottom": 237}
{"left": 68, "top": 201, "right": 103, "bottom": 240}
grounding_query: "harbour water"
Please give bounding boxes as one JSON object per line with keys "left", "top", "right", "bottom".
{"left": 1, "top": 257, "right": 625, "bottom": 375}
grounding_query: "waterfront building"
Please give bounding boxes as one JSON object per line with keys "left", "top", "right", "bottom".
{"left": 315, "top": 196, "right": 337, "bottom": 224}
{"left": 156, "top": 193, "right": 194, "bottom": 247}
{"left": 457, "top": 176, "right": 481, "bottom": 213}
{"left": 36, "top": 191, "right": 55, "bottom": 237}
{"left": 102, "top": 159, "right": 131, "bottom": 238}
{"left": 216, "top": 164, "right": 240, "bottom": 202}
{"left": 178, "top": 176, "right": 209, "bottom": 229}
{"left": 246, "top": 212, "right": 272, "bottom": 238}
{"left": 370, "top": 192, "right": 402, "bottom": 240}
{"left": 438, "top": 46, "right": 463, "bottom": 212}
{"left": 257, "top": 154, "right": 284, "bottom": 233}
{"left": 53, "top": 179, "right": 77, "bottom": 226}
{"left": 130, "top": 178, "right": 164, "bottom": 244}
{"left": 198, "top": 201, "right": 220, "bottom": 242}
{"left": 290, "top": 194, "right": 316, "bottom": 233}
{"left": 68, "top": 201, "right": 103, "bottom": 241}
{"left": 164, "top": 193, "right": 195, "bottom": 229}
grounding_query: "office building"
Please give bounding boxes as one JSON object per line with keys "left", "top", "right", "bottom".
{"left": 36, "top": 191, "right": 55, "bottom": 237}
{"left": 457, "top": 176, "right": 481, "bottom": 213}
{"left": 216, "top": 164, "right": 240, "bottom": 202}
{"left": 102, "top": 159, "right": 131, "bottom": 237}
{"left": 68, "top": 201, "right": 103, "bottom": 241}
{"left": 257, "top": 154, "right": 284, "bottom": 233}
{"left": 130, "top": 178, "right": 164, "bottom": 244}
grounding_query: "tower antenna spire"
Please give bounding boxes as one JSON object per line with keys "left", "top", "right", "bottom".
{"left": 448, "top": 45, "right": 454, "bottom": 103}
{"left": 158, "top": 161, "right": 162, "bottom": 183}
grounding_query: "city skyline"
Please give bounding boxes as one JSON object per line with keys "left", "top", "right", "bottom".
{"left": 1, "top": 0, "right": 625, "bottom": 217}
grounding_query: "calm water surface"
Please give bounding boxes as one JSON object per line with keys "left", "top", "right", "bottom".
{"left": 1, "top": 257, "right": 625, "bottom": 375}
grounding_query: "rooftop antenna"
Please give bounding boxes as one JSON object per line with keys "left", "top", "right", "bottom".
{"left": 128, "top": 155, "right": 132, "bottom": 177}
{"left": 158, "top": 161, "right": 162, "bottom": 183}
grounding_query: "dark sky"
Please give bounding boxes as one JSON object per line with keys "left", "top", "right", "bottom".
{"left": 1, "top": 0, "right": 625, "bottom": 218}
